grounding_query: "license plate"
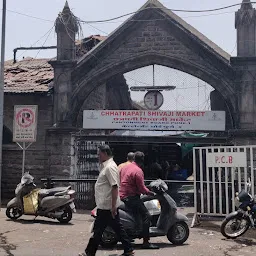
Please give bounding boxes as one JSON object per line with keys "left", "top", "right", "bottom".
{"left": 70, "top": 202, "right": 76, "bottom": 212}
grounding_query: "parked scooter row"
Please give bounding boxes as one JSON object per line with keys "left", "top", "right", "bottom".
{"left": 9, "top": 172, "right": 256, "bottom": 245}
{"left": 6, "top": 172, "right": 76, "bottom": 223}
{"left": 6, "top": 174, "right": 190, "bottom": 247}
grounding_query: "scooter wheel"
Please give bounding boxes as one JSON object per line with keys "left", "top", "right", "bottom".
{"left": 57, "top": 206, "right": 72, "bottom": 224}
{"left": 6, "top": 207, "right": 22, "bottom": 220}
{"left": 167, "top": 222, "right": 189, "bottom": 245}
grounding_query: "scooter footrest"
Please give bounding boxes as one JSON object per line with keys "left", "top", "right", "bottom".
{"left": 149, "top": 227, "right": 165, "bottom": 235}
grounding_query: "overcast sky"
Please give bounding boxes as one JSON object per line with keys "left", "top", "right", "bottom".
{"left": 1, "top": 0, "right": 244, "bottom": 111}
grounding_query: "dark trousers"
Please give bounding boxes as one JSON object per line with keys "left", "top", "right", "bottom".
{"left": 123, "top": 195, "right": 151, "bottom": 240}
{"left": 86, "top": 209, "right": 133, "bottom": 255}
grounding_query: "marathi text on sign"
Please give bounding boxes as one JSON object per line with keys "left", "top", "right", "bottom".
{"left": 206, "top": 152, "right": 247, "bottom": 168}
{"left": 13, "top": 105, "right": 38, "bottom": 142}
{"left": 83, "top": 110, "right": 226, "bottom": 131}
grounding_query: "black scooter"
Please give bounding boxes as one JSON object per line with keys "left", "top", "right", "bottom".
{"left": 90, "top": 179, "right": 190, "bottom": 248}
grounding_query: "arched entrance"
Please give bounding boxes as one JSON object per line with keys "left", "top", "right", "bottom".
{"left": 72, "top": 53, "right": 236, "bottom": 128}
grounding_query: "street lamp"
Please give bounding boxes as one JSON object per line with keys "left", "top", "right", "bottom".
{"left": 0, "top": 0, "right": 7, "bottom": 210}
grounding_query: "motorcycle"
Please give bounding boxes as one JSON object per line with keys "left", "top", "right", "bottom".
{"left": 221, "top": 179, "right": 256, "bottom": 239}
{"left": 6, "top": 172, "right": 76, "bottom": 223}
{"left": 91, "top": 179, "right": 190, "bottom": 248}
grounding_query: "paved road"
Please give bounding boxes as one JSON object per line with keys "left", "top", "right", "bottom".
{"left": 1, "top": 208, "right": 256, "bottom": 256}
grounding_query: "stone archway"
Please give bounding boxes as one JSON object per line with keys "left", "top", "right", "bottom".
{"left": 51, "top": 0, "right": 243, "bottom": 131}
{"left": 71, "top": 52, "right": 237, "bottom": 128}
{"left": 69, "top": 0, "right": 238, "bottom": 129}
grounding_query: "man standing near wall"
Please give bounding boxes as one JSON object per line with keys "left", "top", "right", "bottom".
{"left": 118, "top": 152, "right": 135, "bottom": 171}
{"left": 80, "top": 145, "right": 134, "bottom": 256}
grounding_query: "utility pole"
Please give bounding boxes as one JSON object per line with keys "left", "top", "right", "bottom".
{"left": 0, "top": 0, "right": 7, "bottom": 210}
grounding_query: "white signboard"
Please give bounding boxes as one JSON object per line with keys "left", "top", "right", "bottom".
{"left": 13, "top": 105, "right": 38, "bottom": 142}
{"left": 83, "top": 110, "right": 225, "bottom": 131}
{"left": 206, "top": 152, "right": 247, "bottom": 168}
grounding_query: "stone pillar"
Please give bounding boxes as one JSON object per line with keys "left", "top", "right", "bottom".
{"left": 49, "top": 61, "right": 76, "bottom": 126}
{"left": 231, "top": 58, "right": 256, "bottom": 129}
{"left": 49, "top": 1, "right": 78, "bottom": 127}
{"left": 232, "top": 0, "right": 256, "bottom": 130}
{"left": 55, "top": 1, "right": 78, "bottom": 61}
{"left": 235, "top": 0, "right": 256, "bottom": 57}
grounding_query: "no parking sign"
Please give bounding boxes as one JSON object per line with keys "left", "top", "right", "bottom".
{"left": 13, "top": 105, "right": 38, "bottom": 142}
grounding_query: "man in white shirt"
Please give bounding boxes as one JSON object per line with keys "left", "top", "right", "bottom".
{"left": 82, "top": 145, "right": 134, "bottom": 256}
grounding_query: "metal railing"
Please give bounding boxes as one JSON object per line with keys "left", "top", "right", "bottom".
{"left": 41, "top": 178, "right": 194, "bottom": 210}
{"left": 192, "top": 145, "right": 256, "bottom": 227}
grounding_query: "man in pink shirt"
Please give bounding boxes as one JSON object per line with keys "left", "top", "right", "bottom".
{"left": 120, "top": 151, "right": 159, "bottom": 250}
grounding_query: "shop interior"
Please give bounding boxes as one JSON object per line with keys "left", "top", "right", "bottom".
{"left": 109, "top": 142, "right": 194, "bottom": 181}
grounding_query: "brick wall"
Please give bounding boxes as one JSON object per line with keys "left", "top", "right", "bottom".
{"left": 81, "top": 19, "right": 217, "bottom": 83}
{"left": 2, "top": 82, "right": 108, "bottom": 202}
{"left": 2, "top": 147, "right": 50, "bottom": 200}
{"left": 2, "top": 94, "right": 53, "bottom": 201}
{"left": 45, "top": 129, "right": 74, "bottom": 179}
{"left": 76, "top": 83, "right": 106, "bottom": 127}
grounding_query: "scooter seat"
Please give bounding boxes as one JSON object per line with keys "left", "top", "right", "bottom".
{"left": 119, "top": 202, "right": 127, "bottom": 211}
{"left": 119, "top": 202, "right": 133, "bottom": 213}
{"left": 38, "top": 187, "right": 69, "bottom": 199}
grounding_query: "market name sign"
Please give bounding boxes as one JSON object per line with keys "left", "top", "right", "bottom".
{"left": 83, "top": 110, "right": 225, "bottom": 131}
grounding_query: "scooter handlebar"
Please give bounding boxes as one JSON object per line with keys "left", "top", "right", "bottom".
{"left": 141, "top": 194, "right": 157, "bottom": 202}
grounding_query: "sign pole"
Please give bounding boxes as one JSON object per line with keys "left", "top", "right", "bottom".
{"left": 0, "top": 0, "right": 7, "bottom": 211}
{"left": 13, "top": 105, "right": 38, "bottom": 177}
{"left": 16, "top": 142, "right": 33, "bottom": 176}
{"left": 22, "top": 142, "right": 25, "bottom": 176}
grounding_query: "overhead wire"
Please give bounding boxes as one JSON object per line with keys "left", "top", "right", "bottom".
{"left": 78, "top": 2, "right": 256, "bottom": 24}
{"left": 83, "top": 22, "right": 108, "bottom": 35}
{"left": 14, "top": 25, "right": 55, "bottom": 71}
{"left": 4, "top": 2, "right": 254, "bottom": 25}
{"left": 230, "top": 40, "right": 237, "bottom": 55}
{"left": 6, "top": 9, "right": 53, "bottom": 23}
{"left": 34, "top": 26, "right": 55, "bottom": 59}
{"left": 16, "top": 25, "right": 55, "bottom": 59}
{"left": 15, "top": 27, "right": 55, "bottom": 74}
{"left": 79, "top": 10, "right": 236, "bottom": 25}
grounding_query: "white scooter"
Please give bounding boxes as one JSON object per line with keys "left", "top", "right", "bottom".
{"left": 6, "top": 172, "right": 76, "bottom": 223}
{"left": 91, "top": 180, "right": 189, "bottom": 248}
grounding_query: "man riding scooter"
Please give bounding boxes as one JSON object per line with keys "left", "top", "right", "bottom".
{"left": 118, "top": 152, "right": 135, "bottom": 171}
{"left": 119, "top": 151, "right": 159, "bottom": 250}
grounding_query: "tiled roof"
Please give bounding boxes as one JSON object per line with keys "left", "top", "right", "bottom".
{"left": 4, "top": 58, "right": 53, "bottom": 93}
{"left": 4, "top": 35, "right": 106, "bottom": 94}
